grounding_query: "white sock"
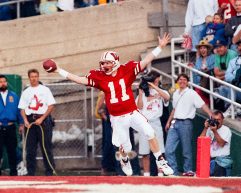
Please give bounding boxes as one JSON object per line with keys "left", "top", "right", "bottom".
{"left": 153, "top": 151, "right": 162, "bottom": 160}
{"left": 143, "top": 172, "right": 150, "bottom": 176}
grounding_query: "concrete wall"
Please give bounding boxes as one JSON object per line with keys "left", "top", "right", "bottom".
{"left": 0, "top": 0, "right": 164, "bottom": 77}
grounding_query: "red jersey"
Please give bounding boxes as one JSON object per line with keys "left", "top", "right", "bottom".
{"left": 218, "top": 0, "right": 236, "bottom": 23}
{"left": 86, "top": 61, "right": 142, "bottom": 116}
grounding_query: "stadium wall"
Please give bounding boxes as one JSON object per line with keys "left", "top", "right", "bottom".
{"left": 0, "top": 0, "right": 166, "bottom": 77}
{"left": 0, "top": 0, "right": 187, "bottom": 78}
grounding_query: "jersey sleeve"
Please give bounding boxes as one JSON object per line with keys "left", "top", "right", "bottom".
{"left": 125, "top": 61, "right": 143, "bottom": 76}
{"left": 85, "top": 70, "right": 101, "bottom": 89}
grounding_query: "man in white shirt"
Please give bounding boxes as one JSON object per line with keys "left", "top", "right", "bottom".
{"left": 136, "top": 71, "right": 170, "bottom": 176}
{"left": 18, "top": 69, "right": 56, "bottom": 176}
{"left": 165, "top": 73, "right": 212, "bottom": 176}
{"left": 200, "top": 110, "right": 232, "bottom": 176}
{"left": 184, "top": 0, "right": 218, "bottom": 51}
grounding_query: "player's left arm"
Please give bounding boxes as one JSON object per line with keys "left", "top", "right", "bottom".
{"left": 140, "top": 33, "right": 171, "bottom": 71}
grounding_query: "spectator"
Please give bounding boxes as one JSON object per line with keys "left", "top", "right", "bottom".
{"left": 20, "top": 1, "right": 38, "bottom": 18}
{"left": 214, "top": 39, "right": 237, "bottom": 81}
{"left": 193, "top": 40, "right": 215, "bottom": 85}
{"left": 218, "top": 0, "right": 236, "bottom": 23}
{"left": 136, "top": 71, "right": 170, "bottom": 176}
{"left": 18, "top": 69, "right": 56, "bottom": 176}
{"left": 0, "top": 0, "right": 15, "bottom": 21}
{"left": 225, "top": 0, "right": 241, "bottom": 50}
{"left": 222, "top": 40, "right": 241, "bottom": 117}
{"left": 57, "top": 0, "right": 74, "bottom": 11}
{"left": 95, "top": 91, "right": 117, "bottom": 175}
{"left": 184, "top": 0, "right": 218, "bottom": 52}
{"left": 39, "top": 0, "right": 58, "bottom": 15}
{"left": 89, "top": 0, "right": 98, "bottom": 6}
{"left": 75, "top": 0, "right": 90, "bottom": 8}
{"left": 165, "top": 73, "right": 212, "bottom": 176}
{"left": 193, "top": 40, "right": 215, "bottom": 105}
{"left": 200, "top": 110, "right": 232, "bottom": 176}
{"left": 201, "top": 13, "right": 225, "bottom": 46}
{"left": 213, "top": 38, "right": 237, "bottom": 111}
{"left": 0, "top": 75, "right": 24, "bottom": 176}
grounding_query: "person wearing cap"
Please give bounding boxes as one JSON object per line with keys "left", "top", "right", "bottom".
{"left": 214, "top": 38, "right": 237, "bottom": 81}
{"left": 194, "top": 40, "right": 215, "bottom": 84}
{"left": 193, "top": 40, "right": 215, "bottom": 105}
{"left": 213, "top": 39, "right": 238, "bottom": 113}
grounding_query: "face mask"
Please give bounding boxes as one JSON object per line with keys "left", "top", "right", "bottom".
{"left": 0, "top": 86, "right": 7, "bottom": 92}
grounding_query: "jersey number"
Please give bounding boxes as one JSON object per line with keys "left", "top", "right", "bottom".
{"left": 224, "top": 4, "right": 231, "bottom": 20}
{"left": 108, "top": 79, "right": 130, "bottom": 104}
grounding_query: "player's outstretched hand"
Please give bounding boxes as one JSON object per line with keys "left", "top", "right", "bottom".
{"left": 158, "top": 33, "right": 171, "bottom": 49}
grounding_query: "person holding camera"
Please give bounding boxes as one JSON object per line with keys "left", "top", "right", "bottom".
{"left": 136, "top": 71, "right": 170, "bottom": 176}
{"left": 200, "top": 110, "right": 232, "bottom": 176}
{"left": 165, "top": 73, "right": 212, "bottom": 176}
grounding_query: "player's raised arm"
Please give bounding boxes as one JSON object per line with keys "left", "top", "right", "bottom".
{"left": 43, "top": 59, "right": 88, "bottom": 85}
{"left": 140, "top": 33, "right": 171, "bottom": 71}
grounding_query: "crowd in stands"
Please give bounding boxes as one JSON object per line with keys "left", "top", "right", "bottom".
{"left": 0, "top": 0, "right": 124, "bottom": 21}
{"left": 184, "top": 0, "right": 241, "bottom": 118}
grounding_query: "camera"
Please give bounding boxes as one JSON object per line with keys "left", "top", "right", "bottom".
{"left": 207, "top": 118, "right": 219, "bottom": 127}
{"left": 139, "top": 74, "right": 156, "bottom": 97}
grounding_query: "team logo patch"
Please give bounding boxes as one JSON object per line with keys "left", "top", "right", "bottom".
{"left": 9, "top": 96, "right": 14, "bottom": 103}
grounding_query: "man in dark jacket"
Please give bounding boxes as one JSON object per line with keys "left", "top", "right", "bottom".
{"left": 0, "top": 75, "right": 24, "bottom": 176}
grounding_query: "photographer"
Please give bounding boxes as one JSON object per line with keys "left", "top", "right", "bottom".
{"left": 200, "top": 110, "right": 232, "bottom": 176}
{"left": 136, "top": 71, "right": 170, "bottom": 176}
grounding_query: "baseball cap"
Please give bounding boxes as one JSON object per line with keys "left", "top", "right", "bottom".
{"left": 214, "top": 39, "right": 228, "bottom": 48}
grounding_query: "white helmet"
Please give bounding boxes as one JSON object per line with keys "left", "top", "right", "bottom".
{"left": 99, "top": 51, "right": 120, "bottom": 75}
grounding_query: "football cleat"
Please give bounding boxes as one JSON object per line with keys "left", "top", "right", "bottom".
{"left": 156, "top": 157, "right": 174, "bottom": 176}
{"left": 120, "top": 158, "right": 133, "bottom": 176}
{"left": 17, "top": 161, "right": 28, "bottom": 176}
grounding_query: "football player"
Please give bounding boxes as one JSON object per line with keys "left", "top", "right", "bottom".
{"left": 47, "top": 33, "right": 174, "bottom": 176}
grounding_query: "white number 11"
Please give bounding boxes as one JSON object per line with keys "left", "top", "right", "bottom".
{"left": 108, "top": 79, "right": 130, "bottom": 104}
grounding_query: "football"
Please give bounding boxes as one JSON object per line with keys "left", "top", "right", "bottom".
{"left": 43, "top": 59, "right": 57, "bottom": 73}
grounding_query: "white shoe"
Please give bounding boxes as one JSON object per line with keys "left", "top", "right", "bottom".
{"left": 158, "top": 172, "right": 164, "bottom": 177}
{"left": 156, "top": 158, "right": 174, "bottom": 176}
{"left": 120, "top": 158, "right": 133, "bottom": 176}
{"left": 17, "top": 161, "right": 28, "bottom": 176}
